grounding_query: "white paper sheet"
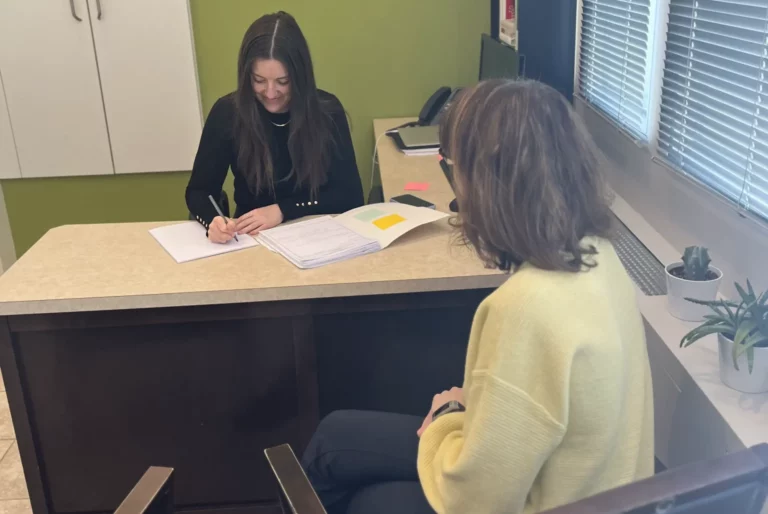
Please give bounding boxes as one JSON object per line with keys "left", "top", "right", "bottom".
{"left": 149, "top": 221, "right": 258, "bottom": 263}
{"left": 335, "top": 203, "right": 448, "bottom": 248}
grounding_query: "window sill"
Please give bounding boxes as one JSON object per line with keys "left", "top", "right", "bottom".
{"left": 611, "top": 193, "right": 767, "bottom": 466}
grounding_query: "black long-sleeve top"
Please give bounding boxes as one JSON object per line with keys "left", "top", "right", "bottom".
{"left": 186, "top": 90, "right": 364, "bottom": 230}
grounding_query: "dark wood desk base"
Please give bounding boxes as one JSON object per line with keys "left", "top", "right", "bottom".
{"left": 0, "top": 289, "right": 491, "bottom": 514}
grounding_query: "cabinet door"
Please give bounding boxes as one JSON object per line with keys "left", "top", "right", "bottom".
{"left": 0, "top": 0, "right": 114, "bottom": 178}
{"left": 90, "top": 0, "right": 202, "bottom": 174}
{"left": 0, "top": 73, "right": 20, "bottom": 179}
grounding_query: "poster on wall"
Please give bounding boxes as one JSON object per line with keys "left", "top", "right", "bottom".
{"left": 499, "top": 0, "right": 517, "bottom": 49}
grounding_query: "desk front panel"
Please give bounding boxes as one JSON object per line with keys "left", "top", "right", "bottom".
{"left": 1, "top": 289, "right": 492, "bottom": 514}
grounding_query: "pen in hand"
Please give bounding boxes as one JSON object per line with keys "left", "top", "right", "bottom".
{"left": 207, "top": 194, "right": 239, "bottom": 242}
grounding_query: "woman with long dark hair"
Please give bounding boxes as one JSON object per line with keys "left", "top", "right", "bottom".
{"left": 186, "top": 12, "right": 364, "bottom": 243}
{"left": 301, "top": 80, "right": 654, "bottom": 514}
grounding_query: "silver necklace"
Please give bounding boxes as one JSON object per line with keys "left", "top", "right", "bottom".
{"left": 271, "top": 120, "right": 289, "bottom": 127}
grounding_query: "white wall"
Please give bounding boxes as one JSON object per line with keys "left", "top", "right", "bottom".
{"left": 575, "top": 97, "right": 768, "bottom": 298}
{"left": 0, "top": 186, "right": 15, "bottom": 273}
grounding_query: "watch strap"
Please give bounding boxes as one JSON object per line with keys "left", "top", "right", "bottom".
{"left": 432, "top": 400, "right": 466, "bottom": 421}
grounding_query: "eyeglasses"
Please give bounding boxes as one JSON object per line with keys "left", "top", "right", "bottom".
{"left": 438, "top": 147, "right": 453, "bottom": 165}
{"left": 438, "top": 148, "right": 455, "bottom": 191}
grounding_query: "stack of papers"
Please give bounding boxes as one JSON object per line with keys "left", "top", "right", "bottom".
{"left": 258, "top": 217, "right": 380, "bottom": 269}
{"left": 258, "top": 203, "right": 448, "bottom": 269}
{"left": 150, "top": 221, "right": 258, "bottom": 263}
{"left": 402, "top": 147, "right": 440, "bottom": 157}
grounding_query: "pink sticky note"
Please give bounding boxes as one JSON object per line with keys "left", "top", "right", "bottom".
{"left": 404, "top": 182, "right": 430, "bottom": 191}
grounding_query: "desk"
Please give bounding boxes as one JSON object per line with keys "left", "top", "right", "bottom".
{"left": 0, "top": 119, "right": 505, "bottom": 514}
{"left": 374, "top": 118, "right": 455, "bottom": 213}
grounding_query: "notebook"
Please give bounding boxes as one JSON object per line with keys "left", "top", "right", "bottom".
{"left": 257, "top": 203, "right": 448, "bottom": 269}
{"left": 150, "top": 221, "right": 259, "bottom": 263}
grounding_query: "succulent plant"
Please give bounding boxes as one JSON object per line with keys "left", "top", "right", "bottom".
{"left": 681, "top": 281, "right": 768, "bottom": 373}
{"left": 681, "top": 246, "right": 712, "bottom": 281}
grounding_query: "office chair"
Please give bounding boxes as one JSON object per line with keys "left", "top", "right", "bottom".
{"left": 188, "top": 190, "right": 230, "bottom": 221}
{"left": 541, "top": 444, "right": 768, "bottom": 514}
{"left": 115, "top": 467, "right": 175, "bottom": 514}
{"left": 265, "top": 444, "right": 768, "bottom": 514}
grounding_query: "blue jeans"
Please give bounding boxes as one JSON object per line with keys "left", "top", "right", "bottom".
{"left": 301, "top": 410, "right": 435, "bottom": 514}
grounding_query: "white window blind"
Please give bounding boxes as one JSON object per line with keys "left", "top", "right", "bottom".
{"left": 657, "top": 0, "right": 768, "bottom": 222}
{"left": 579, "top": 0, "right": 655, "bottom": 138}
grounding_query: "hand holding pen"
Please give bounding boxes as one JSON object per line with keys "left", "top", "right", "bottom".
{"left": 207, "top": 195, "right": 239, "bottom": 244}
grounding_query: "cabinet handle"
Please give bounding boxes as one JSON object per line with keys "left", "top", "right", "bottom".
{"left": 96, "top": 0, "right": 103, "bottom": 20}
{"left": 69, "top": 0, "right": 83, "bottom": 21}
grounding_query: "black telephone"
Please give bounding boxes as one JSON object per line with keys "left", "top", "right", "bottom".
{"left": 418, "top": 86, "right": 460, "bottom": 126}
{"left": 385, "top": 87, "right": 460, "bottom": 135}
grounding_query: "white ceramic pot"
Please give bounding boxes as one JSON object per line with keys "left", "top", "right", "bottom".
{"left": 665, "top": 263, "right": 722, "bottom": 321}
{"left": 718, "top": 333, "right": 768, "bottom": 394}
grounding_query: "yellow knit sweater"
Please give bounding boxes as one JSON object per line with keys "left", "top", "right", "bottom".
{"left": 418, "top": 238, "right": 654, "bottom": 514}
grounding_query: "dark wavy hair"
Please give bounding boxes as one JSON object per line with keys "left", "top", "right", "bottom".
{"left": 440, "top": 79, "right": 614, "bottom": 273}
{"left": 234, "top": 12, "right": 333, "bottom": 196}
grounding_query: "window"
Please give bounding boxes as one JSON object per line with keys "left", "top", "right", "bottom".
{"left": 577, "top": 0, "right": 768, "bottom": 223}
{"left": 657, "top": 0, "right": 768, "bottom": 221}
{"left": 578, "top": 0, "right": 656, "bottom": 138}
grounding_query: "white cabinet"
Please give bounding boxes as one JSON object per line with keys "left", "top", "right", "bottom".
{"left": 90, "top": 0, "right": 202, "bottom": 174}
{"left": 0, "top": 0, "right": 113, "bottom": 178}
{"left": 0, "top": 0, "right": 201, "bottom": 179}
{"left": 0, "top": 73, "right": 20, "bottom": 180}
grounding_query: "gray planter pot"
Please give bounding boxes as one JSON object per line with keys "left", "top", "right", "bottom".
{"left": 718, "top": 333, "right": 768, "bottom": 394}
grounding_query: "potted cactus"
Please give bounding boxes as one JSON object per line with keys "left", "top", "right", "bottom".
{"left": 681, "top": 281, "right": 768, "bottom": 394}
{"left": 665, "top": 246, "right": 723, "bottom": 321}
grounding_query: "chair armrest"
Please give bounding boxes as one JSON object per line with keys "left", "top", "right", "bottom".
{"left": 541, "top": 444, "right": 768, "bottom": 514}
{"left": 265, "top": 444, "right": 326, "bottom": 514}
{"left": 115, "top": 467, "right": 174, "bottom": 514}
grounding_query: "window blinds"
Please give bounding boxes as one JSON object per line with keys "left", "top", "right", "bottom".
{"left": 658, "top": 0, "right": 768, "bottom": 221}
{"left": 579, "top": 0, "right": 654, "bottom": 138}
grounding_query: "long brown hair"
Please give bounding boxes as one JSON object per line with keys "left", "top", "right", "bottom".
{"left": 234, "top": 12, "right": 333, "bottom": 196}
{"left": 440, "top": 80, "right": 613, "bottom": 273}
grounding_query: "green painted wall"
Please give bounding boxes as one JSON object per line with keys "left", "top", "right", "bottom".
{"left": 2, "top": 0, "right": 488, "bottom": 255}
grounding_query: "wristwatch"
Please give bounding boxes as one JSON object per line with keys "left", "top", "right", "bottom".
{"left": 432, "top": 400, "right": 466, "bottom": 421}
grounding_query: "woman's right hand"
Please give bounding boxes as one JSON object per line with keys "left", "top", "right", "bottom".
{"left": 208, "top": 216, "right": 236, "bottom": 244}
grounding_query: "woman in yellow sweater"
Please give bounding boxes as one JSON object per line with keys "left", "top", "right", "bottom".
{"left": 301, "top": 80, "right": 654, "bottom": 514}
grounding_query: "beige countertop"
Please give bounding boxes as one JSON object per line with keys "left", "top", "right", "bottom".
{"left": 374, "top": 118, "right": 456, "bottom": 214}
{"left": 0, "top": 119, "right": 504, "bottom": 315}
